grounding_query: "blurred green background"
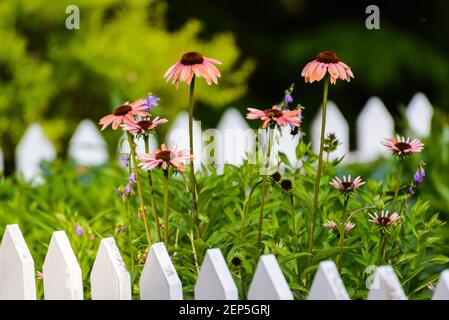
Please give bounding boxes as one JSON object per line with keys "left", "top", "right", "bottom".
{"left": 1, "top": 0, "right": 448, "bottom": 174}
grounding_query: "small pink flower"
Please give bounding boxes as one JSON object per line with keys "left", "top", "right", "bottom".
{"left": 138, "top": 144, "right": 193, "bottom": 172}
{"left": 301, "top": 51, "right": 354, "bottom": 85}
{"left": 164, "top": 51, "right": 222, "bottom": 89}
{"left": 323, "top": 219, "right": 356, "bottom": 232}
{"left": 381, "top": 135, "right": 424, "bottom": 158}
{"left": 121, "top": 117, "right": 168, "bottom": 134}
{"left": 369, "top": 211, "right": 400, "bottom": 227}
{"left": 99, "top": 99, "right": 149, "bottom": 130}
{"left": 246, "top": 105, "right": 301, "bottom": 129}
{"left": 330, "top": 175, "right": 365, "bottom": 193}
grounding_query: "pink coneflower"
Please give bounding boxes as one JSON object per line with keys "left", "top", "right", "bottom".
{"left": 301, "top": 52, "right": 354, "bottom": 84}
{"left": 164, "top": 51, "right": 222, "bottom": 88}
{"left": 246, "top": 105, "right": 301, "bottom": 129}
{"left": 122, "top": 117, "right": 168, "bottom": 134}
{"left": 369, "top": 211, "right": 400, "bottom": 227}
{"left": 99, "top": 99, "right": 149, "bottom": 130}
{"left": 323, "top": 219, "right": 355, "bottom": 232}
{"left": 138, "top": 144, "right": 193, "bottom": 172}
{"left": 330, "top": 175, "right": 365, "bottom": 194}
{"left": 381, "top": 135, "right": 424, "bottom": 158}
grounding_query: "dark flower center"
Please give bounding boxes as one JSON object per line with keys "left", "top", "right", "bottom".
{"left": 377, "top": 217, "right": 390, "bottom": 226}
{"left": 264, "top": 108, "right": 283, "bottom": 118}
{"left": 231, "top": 257, "right": 242, "bottom": 267}
{"left": 114, "top": 104, "right": 132, "bottom": 116}
{"left": 181, "top": 52, "right": 204, "bottom": 65}
{"left": 137, "top": 120, "right": 153, "bottom": 131}
{"left": 281, "top": 179, "right": 293, "bottom": 191}
{"left": 341, "top": 182, "right": 354, "bottom": 190}
{"left": 316, "top": 51, "right": 340, "bottom": 63}
{"left": 271, "top": 172, "right": 281, "bottom": 183}
{"left": 394, "top": 142, "right": 411, "bottom": 152}
{"left": 155, "top": 150, "right": 172, "bottom": 162}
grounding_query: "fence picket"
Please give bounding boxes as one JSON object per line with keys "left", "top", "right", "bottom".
{"left": 139, "top": 242, "right": 183, "bottom": 300}
{"left": 432, "top": 269, "right": 449, "bottom": 300}
{"left": 69, "top": 119, "right": 109, "bottom": 166}
{"left": 16, "top": 123, "right": 56, "bottom": 184}
{"left": 0, "top": 224, "right": 36, "bottom": 299}
{"left": 43, "top": 231, "right": 83, "bottom": 300}
{"left": 247, "top": 254, "right": 293, "bottom": 300}
{"left": 406, "top": 92, "right": 433, "bottom": 137}
{"left": 308, "top": 261, "right": 349, "bottom": 300}
{"left": 367, "top": 266, "right": 406, "bottom": 300}
{"left": 195, "top": 248, "right": 238, "bottom": 300}
{"left": 90, "top": 237, "right": 131, "bottom": 300}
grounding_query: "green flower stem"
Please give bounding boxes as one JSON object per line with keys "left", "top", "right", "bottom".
{"left": 307, "top": 75, "right": 330, "bottom": 268}
{"left": 392, "top": 160, "right": 404, "bottom": 212}
{"left": 376, "top": 231, "right": 388, "bottom": 265}
{"left": 188, "top": 76, "right": 201, "bottom": 239}
{"left": 189, "top": 230, "right": 200, "bottom": 275}
{"left": 337, "top": 195, "right": 350, "bottom": 269}
{"left": 163, "top": 169, "right": 169, "bottom": 247}
{"left": 239, "top": 180, "right": 263, "bottom": 241}
{"left": 144, "top": 136, "right": 162, "bottom": 242}
{"left": 290, "top": 193, "right": 301, "bottom": 280}
{"left": 257, "top": 128, "right": 274, "bottom": 249}
{"left": 126, "top": 132, "right": 152, "bottom": 246}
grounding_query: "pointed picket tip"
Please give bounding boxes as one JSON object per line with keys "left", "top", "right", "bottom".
{"left": 90, "top": 237, "right": 131, "bottom": 300}
{"left": 432, "top": 269, "right": 449, "bottom": 300}
{"left": 367, "top": 266, "right": 407, "bottom": 300}
{"left": 43, "top": 231, "right": 83, "bottom": 300}
{"left": 406, "top": 92, "right": 433, "bottom": 137}
{"left": 311, "top": 101, "right": 349, "bottom": 161}
{"left": 195, "top": 248, "right": 238, "bottom": 300}
{"left": 15, "top": 123, "right": 56, "bottom": 185}
{"left": 0, "top": 224, "right": 36, "bottom": 299}
{"left": 308, "top": 261, "right": 349, "bottom": 300}
{"left": 247, "top": 254, "right": 293, "bottom": 300}
{"left": 69, "top": 119, "right": 109, "bottom": 166}
{"left": 139, "top": 242, "right": 182, "bottom": 300}
{"left": 166, "top": 112, "right": 202, "bottom": 171}
{"left": 356, "top": 97, "right": 394, "bottom": 162}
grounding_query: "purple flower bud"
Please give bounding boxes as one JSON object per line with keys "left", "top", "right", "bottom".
{"left": 128, "top": 172, "right": 136, "bottom": 184}
{"left": 75, "top": 224, "right": 83, "bottom": 237}
{"left": 116, "top": 189, "right": 122, "bottom": 197}
{"left": 284, "top": 94, "right": 293, "bottom": 108}
{"left": 408, "top": 185, "right": 414, "bottom": 195}
{"left": 119, "top": 154, "right": 129, "bottom": 168}
{"left": 413, "top": 168, "right": 425, "bottom": 184}
{"left": 143, "top": 95, "right": 160, "bottom": 112}
{"left": 124, "top": 184, "right": 132, "bottom": 194}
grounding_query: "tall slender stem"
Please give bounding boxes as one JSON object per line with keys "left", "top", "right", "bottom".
{"left": 290, "top": 194, "right": 301, "bottom": 280}
{"left": 126, "top": 132, "right": 152, "bottom": 246}
{"left": 257, "top": 128, "right": 274, "bottom": 249}
{"left": 392, "top": 161, "right": 404, "bottom": 212}
{"left": 188, "top": 76, "right": 200, "bottom": 239}
{"left": 163, "top": 169, "right": 169, "bottom": 247}
{"left": 239, "top": 180, "right": 263, "bottom": 241}
{"left": 376, "top": 231, "right": 388, "bottom": 265}
{"left": 337, "top": 195, "right": 350, "bottom": 269}
{"left": 307, "top": 75, "right": 330, "bottom": 267}
{"left": 126, "top": 193, "right": 134, "bottom": 271}
{"left": 144, "top": 136, "right": 162, "bottom": 242}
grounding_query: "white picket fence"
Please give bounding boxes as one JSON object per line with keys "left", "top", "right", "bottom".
{"left": 0, "top": 224, "right": 448, "bottom": 300}
{"left": 0, "top": 92, "right": 434, "bottom": 182}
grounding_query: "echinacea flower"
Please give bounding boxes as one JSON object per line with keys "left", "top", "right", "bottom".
{"left": 368, "top": 211, "right": 400, "bottom": 227}
{"left": 142, "top": 95, "right": 160, "bottom": 112}
{"left": 99, "top": 99, "right": 149, "bottom": 130}
{"left": 164, "top": 51, "right": 222, "bottom": 88}
{"left": 301, "top": 51, "right": 354, "bottom": 84}
{"left": 269, "top": 171, "right": 282, "bottom": 186}
{"left": 280, "top": 179, "right": 293, "bottom": 193}
{"left": 138, "top": 144, "right": 193, "bottom": 172}
{"left": 323, "top": 219, "right": 355, "bottom": 232}
{"left": 381, "top": 136, "right": 424, "bottom": 159}
{"left": 330, "top": 175, "right": 365, "bottom": 194}
{"left": 75, "top": 224, "right": 83, "bottom": 237}
{"left": 246, "top": 105, "right": 301, "bottom": 129}
{"left": 121, "top": 117, "right": 168, "bottom": 134}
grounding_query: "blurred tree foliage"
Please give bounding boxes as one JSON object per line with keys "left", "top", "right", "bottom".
{"left": 0, "top": 0, "right": 254, "bottom": 174}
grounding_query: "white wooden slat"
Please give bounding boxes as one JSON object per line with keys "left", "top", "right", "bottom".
{"left": 139, "top": 242, "right": 182, "bottom": 300}
{"left": 43, "top": 231, "right": 83, "bottom": 300}
{"left": 247, "top": 254, "right": 293, "bottom": 300}
{"left": 69, "top": 119, "right": 109, "bottom": 166}
{"left": 307, "top": 260, "right": 349, "bottom": 300}
{"left": 0, "top": 224, "right": 36, "bottom": 299}
{"left": 119, "top": 132, "right": 157, "bottom": 156}
{"left": 367, "top": 266, "right": 406, "bottom": 300}
{"left": 406, "top": 92, "right": 433, "bottom": 137}
{"left": 166, "top": 112, "right": 202, "bottom": 171}
{"left": 195, "top": 248, "right": 238, "bottom": 300}
{"left": 356, "top": 97, "right": 394, "bottom": 162}
{"left": 311, "top": 101, "right": 349, "bottom": 161}
{"left": 90, "top": 237, "right": 131, "bottom": 300}
{"left": 277, "top": 125, "right": 300, "bottom": 168}
{"left": 432, "top": 270, "right": 449, "bottom": 300}
{"left": 16, "top": 123, "right": 56, "bottom": 185}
